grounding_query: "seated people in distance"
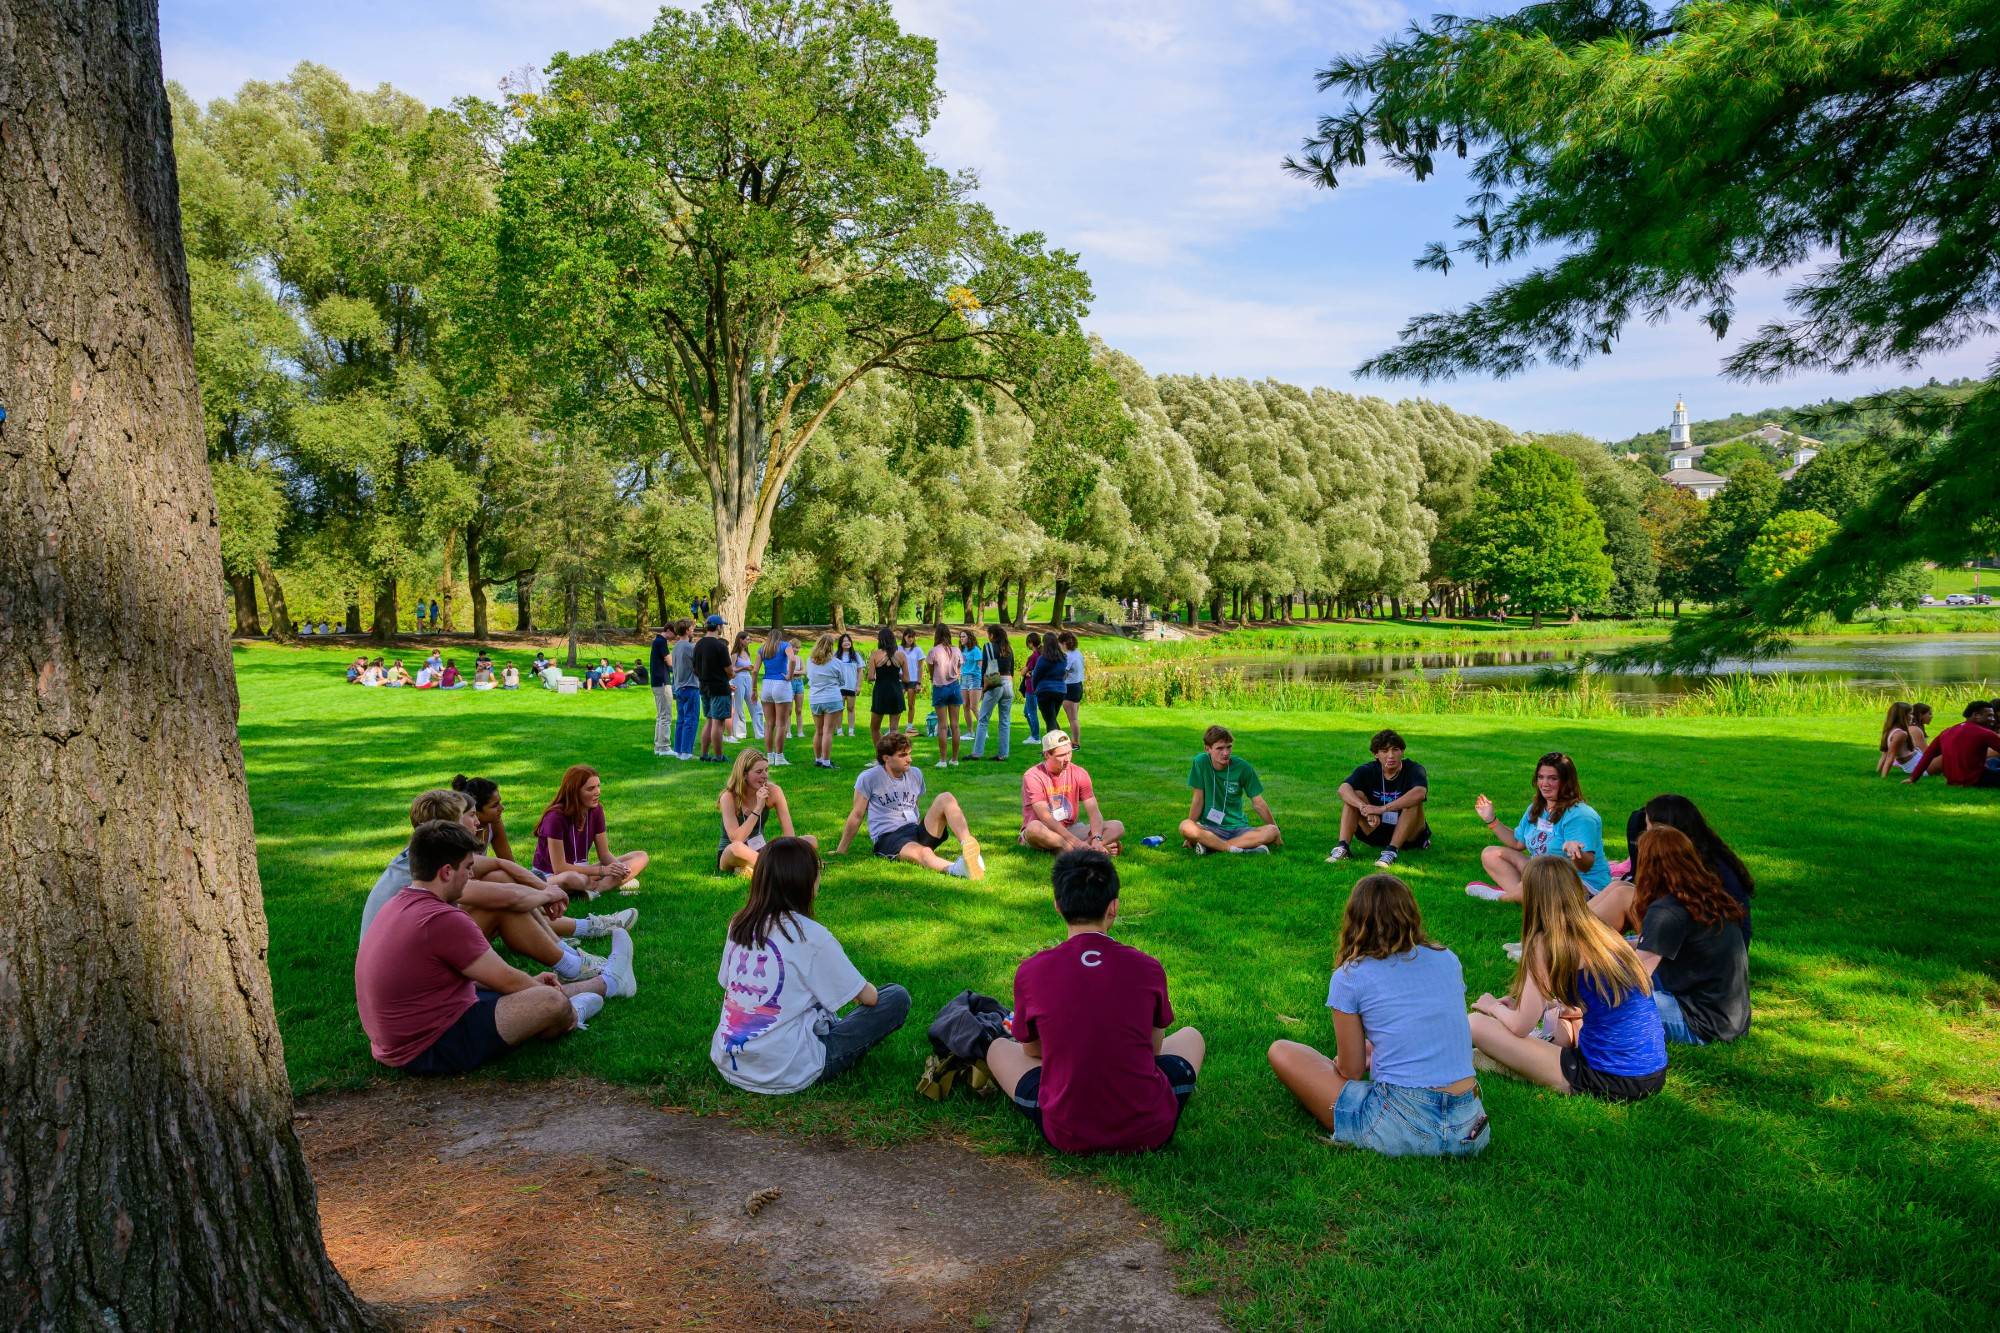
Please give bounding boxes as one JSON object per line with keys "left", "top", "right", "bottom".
{"left": 439, "top": 659, "right": 463, "bottom": 689}
{"left": 718, "top": 748, "right": 812, "bottom": 875}
{"left": 1268, "top": 873, "right": 1487, "bottom": 1157}
{"left": 500, "top": 664, "right": 519, "bottom": 689}
{"left": 385, "top": 660, "right": 410, "bottom": 687}
{"left": 355, "top": 820, "right": 635, "bottom": 1076}
{"left": 1179, "top": 725, "right": 1282, "bottom": 853}
{"left": 473, "top": 661, "right": 496, "bottom": 688}
{"left": 1468, "top": 856, "right": 1668, "bottom": 1103}
{"left": 346, "top": 657, "right": 366, "bottom": 683}
{"left": 533, "top": 651, "right": 550, "bottom": 674}
{"left": 1601, "top": 794, "right": 1754, "bottom": 945}
{"left": 1020, "top": 729, "right": 1124, "bottom": 855}
{"left": 1602, "top": 826, "right": 1750, "bottom": 1045}
{"left": 1877, "top": 701, "right": 1934, "bottom": 778}
{"left": 360, "top": 788, "right": 634, "bottom": 978}
{"left": 709, "top": 837, "right": 909, "bottom": 1093}
{"left": 833, "top": 732, "right": 985, "bottom": 879}
{"left": 1906, "top": 699, "right": 2000, "bottom": 787}
{"left": 985, "top": 849, "right": 1205, "bottom": 1153}
{"left": 1468, "top": 752, "right": 1607, "bottom": 902}
{"left": 1328, "top": 728, "right": 1431, "bottom": 868}
{"left": 535, "top": 765, "right": 649, "bottom": 895}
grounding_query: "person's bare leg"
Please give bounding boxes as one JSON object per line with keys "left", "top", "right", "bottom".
{"left": 720, "top": 844, "right": 759, "bottom": 875}
{"left": 1469, "top": 1012, "right": 1569, "bottom": 1090}
{"left": 870, "top": 712, "right": 885, "bottom": 748}
{"left": 494, "top": 985, "right": 575, "bottom": 1044}
{"left": 1337, "top": 805, "right": 1363, "bottom": 843}
{"left": 1063, "top": 698, "right": 1080, "bottom": 742}
{"left": 1180, "top": 818, "right": 1236, "bottom": 852}
{"left": 1097, "top": 818, "right": 1127, "bottom": 852}
{"left": 1482, "top": 845, "right": 1528, "bottom": 899}
{"left": 897, "top": 842, "right": 954, "bottom": 872}
{"left": 465, "top": 905, "right": 565, "bottom": 967}
{"left": 927, "top": 792, "right": 980, "bottom": 859}
{"left": 949, "top": 705, "right": 962, "bottom": 761}
{"left": 1267, "top": 1039, "right": 1346, "bottom": 1131}
{"left": 983, "top": 1036, "right": 1040, "bottom": 1098}
{"left": 1161, "top": 1025, "right": 1205, "bottom": 1074}
{"left": 1389, "top": 806, "right": 1427, "bottom": 849}
{"left": 763, "top": 700, "right": 781, "bottom": 755}
{"left": 606, "top": 849, "right": 649, "bottom": 884}
{"left": 1226, "top": 823, "right": 1283, "bottom": 850}
{"left": 1590, "top": 880, "right": 1636, "bottom": 931}
{"left": 1021, "top": 822, "right": 1071, "bottom": 853}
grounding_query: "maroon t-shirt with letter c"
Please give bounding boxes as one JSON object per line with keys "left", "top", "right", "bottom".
{"left": 1011, "top": 933, "right": 1177, "bottom": 1153}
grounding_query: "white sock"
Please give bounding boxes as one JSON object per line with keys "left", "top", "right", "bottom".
{"left": 945, "top": 857, "right": 969, "bottom": 878}
{"left": 572, "top": 915, "right": 603, "bottom": 939}
{"left": 571, "top": 992, "right": 604, "bottom": 1027}
{"left": 554, "top": 945, "right": 583, "bottom": 980}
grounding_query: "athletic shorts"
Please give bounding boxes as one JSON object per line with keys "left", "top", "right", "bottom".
{"left": 1064, "top": 683, "right": 1083, "bottom": 704}
{"left": 872, "top": 822, "right": 946, "bottom": 860}
{"left": 399, "top": 989, "right": 512, "bottom": 1076}
{"left": 932, "top": 683, "right": 963, "bottom": 708}
{"left": 1356, "top": 817, "right": 1429, "bottom": 850}
{"left": 703, "top": 693, "right": 734, "bottom": 721}
{"left": 1559, "top": 1044, "right": 1666, "bottom": 1103}
{"left": 1009, "top": 1054, "right": 1196, "bottom": 1149}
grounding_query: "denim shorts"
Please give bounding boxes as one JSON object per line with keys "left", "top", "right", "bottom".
{"left": 1332, "top": 1079, "right": 1489, "bottom": 1157}
{"left": 703, "top": 693, "right": 734, "bottom": 721}
{"left": 931, "top": 683, "right": 963, "bottom": 708}
{"left": 1652, "top": 986, "right": 1706, "bottom": 1045}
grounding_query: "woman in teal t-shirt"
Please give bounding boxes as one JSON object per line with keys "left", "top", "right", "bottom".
{"left": 1467, "top": 751, "right": 1607, "bottom": 903}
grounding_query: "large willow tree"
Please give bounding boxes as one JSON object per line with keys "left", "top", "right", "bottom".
{"left": 1292, "top": 0, "right": 2000, "bottom": 664}
{"left": 497, "top": 0, "right": 1091, "bottom": 629}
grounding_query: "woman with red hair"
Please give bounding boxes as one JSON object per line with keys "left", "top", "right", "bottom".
{"left": 1626, "top": 826, "right": 1750, "bottom": 1045}
{"left": 534, "top": 765, "right": 649, "bottom": 897}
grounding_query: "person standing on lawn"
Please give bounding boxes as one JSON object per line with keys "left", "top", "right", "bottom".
{"left": 899, "top": 627, "right": 924, "bottom": 733}
{"left": 984, "top": 849, "right": 1206, "bottom": 1153}
{"left": 832, "top": 731, "right": 985, "bottom": 879}
{"left": 651, "top": 624, "right": 674, "bottom": 749}
{"left": 972, "top": 624, "right": 1016, "bottom": 760}
{"left": 1328, "top": 729, "right": 1432, "bottom": 868}
{"left": 1904, "top": 699, "right": 2000, "bottom": 787}
{"left": 1467, "top": 752, "right": 1607, "bottom": 902}
{"left": 356, "top": 820, "right": 635, "bottom": 1076}
{"left": 806, "top": 632, "right": 846, "bottom": 768}
{"left": 1059, "top": 631, "right": 1086, "bottom": 747}
{"left": 836, "top": 632, "right": 863, "bottom": 737}
{"left": 927, "top": 623, "right": 964, "bottom": 768}
{"left": 693, "top": 613, "right": 735, "bottom": 762}
{"left": 960, "top": 628, "right": 984, "bottom": 728}
{"left": 671, "top": 617, "right": 702, "bottom": 762}
{"left": 1020, "top": 632, "right": 1045, "bottom": 744}
{"left": 759, "top": 630, "right": 797, "bottom": 766}
{"left": 866, "top": 626, "right": 907, "bottom": 750}
{"left": 1267, "top": 873, "right": 1488, "bottom": 1157}
{"left": 1020, "top": 729, "right": 1124, "bottom": 854}
{"left": 1179, "top": 725, "right": 1283, "bottom": 853}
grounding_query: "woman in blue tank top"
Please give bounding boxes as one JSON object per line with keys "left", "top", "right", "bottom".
{"left": 1468, "top": 854, "right": 1667, "bottom": 1103}
{"left": 757, "top": 634, "right": 795, "bottom": 766}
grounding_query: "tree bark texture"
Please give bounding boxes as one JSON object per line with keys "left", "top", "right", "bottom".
{"left": 369, "top": 577, "right": 396, "bottom": 645}
{"left": 0, "top": 2, "right": 377, "bottom": 1327}
{"left": 465, "top": 522, "right": 488, "bottom": 640}
{"left": 1050, "top": 578, "right": 1069, "bottom": 629}
{"left": 228, "top": 572, "right": 260, "bottom": 636}
{"left": 343, "top": 594, "right": 361, "bottom": 635}
{"left": 515, "top": 571, "right": 534, "bottom": 632}
{"left": 255, "top": 557, "right": 294, "bottom": 643}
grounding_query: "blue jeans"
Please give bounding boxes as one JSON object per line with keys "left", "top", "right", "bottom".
{"left": 815, "top": 983, "right": 911, "bottom": 1082}
{"left": 1332, "top": 1080, "right": 1490, "bottom": 1157}
{"left": 1652, "top": 986, "right": 1706, "bottom": 1045}
{"left": 1022, "top": 681, "right": 1043, "bottom": 741}
{"left": 973, "top": 680, "right": 1013, "bottom": 757}
{"left": 673, "top": 685, "right": 701, "bottom": 755}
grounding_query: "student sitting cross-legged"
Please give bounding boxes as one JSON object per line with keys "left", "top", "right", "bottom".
{"left": 709, "top": 837, "right": 910, "bottom": 1093}
{"left": 1468, "top": 855, "right": 1668, "bottom": 1103}
{"left": 1267, "top": 873, "right": 1489, "bottom": 1156}
{"left": 1327, "top": 728, "right": 1431, "bottom": 869}
{"left": 1020, "top": 729, "right": 1124, "bottom": 855}
{"left": 1178, "top": 724, "right": 1282, "bottom": 853}
{"left": 832, "top": 731, "right": 985, "bottom": 880}
{"left": 1611, "top": 826, "right": 1750, "bottom": 1046}
{"left": 985, "top": 849, "right": 1206, "bottom": 1153}
{"left": 356, "top": 820, "right": 635, "bottom": 1076}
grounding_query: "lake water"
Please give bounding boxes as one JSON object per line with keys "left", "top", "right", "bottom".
{"left": 1188, "top": 635, "right": 2000, "bottom": 700}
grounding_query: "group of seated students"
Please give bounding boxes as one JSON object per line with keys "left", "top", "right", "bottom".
{"left": 581, "top": 657, "right": 650, "bottom": 690}
{"left": 1881, "top": 698, "right": 2000, "bottom": 787}
{"left": 295, "top": 619, "right": 337, "bottom": 635}
{"left": 352, "top": 712, "right": 1755, "bottom": 1160}
{"left": 354, "top": 767, "right": 651, "bottom": 1075}
{"left": 347, "top": 651, "right": 519, "bottom": 690}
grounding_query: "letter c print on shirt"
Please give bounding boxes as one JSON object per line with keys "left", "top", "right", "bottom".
{"left": 1080, "top": 950, "right": 1103, "bottom": 968}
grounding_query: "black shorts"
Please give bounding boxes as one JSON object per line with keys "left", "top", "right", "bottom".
{"left": 872, "top": 822, "right": 945, "bottom": 859}
{"left": 1560, "top": 1044, "right": 1665, "bottom": 1103}
{"left": 1356, "top": 817, "right": 1430, "bottom": 849}
{"left": 400, "top": 989, "right": 513, "bottom": 1076}
{"left": 1064, "top": 683, "right": 1083, "bottom": 704}
{"left": 1010, "top": 1054, "right": 1197, "bottom": 1148}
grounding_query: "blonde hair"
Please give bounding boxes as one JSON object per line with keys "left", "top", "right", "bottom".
{"left": 1512, "top": 855, "right": 1650, "bottom": 1009}
{"left": 725, "top": 748, "right": 771, "bottom": 806}
{"left": 408, "top": 788, "right": 472, "bottom": 827}
{"left": 811, "top": 632, "right": 836, "bottom": 666}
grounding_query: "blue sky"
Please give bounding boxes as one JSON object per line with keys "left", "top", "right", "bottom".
{"left": 161, "top": 0, "right": 1997, "bottom": 440}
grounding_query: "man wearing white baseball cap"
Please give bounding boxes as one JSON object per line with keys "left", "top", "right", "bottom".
{"left": 1020, "top": 730, "right": 1124, "bottom": 855}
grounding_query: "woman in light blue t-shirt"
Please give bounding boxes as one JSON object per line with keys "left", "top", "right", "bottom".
{"left": 1268, "top": 873, "right": 1488, "bottom": 1157}
{"left": 1467, "top": 751, "right": 1608, "bottom": 903}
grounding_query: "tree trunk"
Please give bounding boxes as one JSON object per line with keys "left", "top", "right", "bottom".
{"left": 831, "top": 599, "right": 846, "bottom": 634}
{"left": 650, "top": 571, "right": 667, "bottom": 633}
{"left": 993, "top": 578, "right": 1008, "bottom": 627}
{"left": 633, "top": 585, "right": 646, "bottom": 631}
{"left": 564, "top": 584, "right": 580, "bottom": 667}
{"left": 370, "top": 576, "right": 397, "bottom": 645}
{"left": 592, "top": 581, "right": 608, "bottom": 628}
{"left": 465, "top": 524, "right": 489, "bottom": 640}
{"left": 1050, "top": 578, "right": 1070, "bottom": 629}
{"left": 1532, "top": 610, "right": 1544, "bottom": 629}
{"left": 0, "top": 4, "right": 376, "bottom": 1325}
{"left": 256, "top": 558, "right": 295, "bottom": 643}
{"left": 343, "top": 593, "right": 362, "bottom": 635}
{"left": 772, "top": 592, "right": 787, "bottom": 629}
{"left": 1012, "top": 580, "right": 1028, "bottom": 628}
{"left": 438, "top": 528, "right": 456, "bottom": 632}
{"left": 961, "top": 583, "right": 974, "bottom": 626}
{"left": 516, "top": 571, "right": 535, "bottom": 632}
{"left": 229, "top": 572, "right": 261, "bottom": 636}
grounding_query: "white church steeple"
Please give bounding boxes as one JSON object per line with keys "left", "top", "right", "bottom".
{"left": 1668, "top": 397, "right": 1691, "bottom": 449}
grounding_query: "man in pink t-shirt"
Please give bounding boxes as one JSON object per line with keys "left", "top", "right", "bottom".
{"left": 355, "top": 821, "right": 637, "bottom": 1075}
{"left": 984, "top": 849, "right": 1206, "bottom": 1153}
{"left": 1019, "top": 729, "right": 1125, "bottom": 855}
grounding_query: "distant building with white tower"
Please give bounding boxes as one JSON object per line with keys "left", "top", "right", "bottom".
{"left": 1657, "top": 398, "right": 1823, "bottom": 499}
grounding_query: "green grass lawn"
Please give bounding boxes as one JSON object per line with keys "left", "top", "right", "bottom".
{"left": 243, "top": 642, "right": 2000, "bottom": 1330}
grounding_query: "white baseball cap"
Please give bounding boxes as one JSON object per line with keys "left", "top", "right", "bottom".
{"left": 1039, "top": 729, "right": 1072, "bottom": 754}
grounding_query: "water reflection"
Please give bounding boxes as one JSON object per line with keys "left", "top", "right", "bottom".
{"left": 1194, "top": 636, "right": 2000, "bottom": 698}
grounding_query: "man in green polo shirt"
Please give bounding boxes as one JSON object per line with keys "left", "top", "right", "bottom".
{"left": 1178, "top": 724, "right": 1283, "bottom": 854}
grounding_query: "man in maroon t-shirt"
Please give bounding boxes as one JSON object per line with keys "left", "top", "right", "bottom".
{"left": 355, "top": 821, "right": 636, "bottom": 1075}
{"left": 1906, "top": 700, "right": 2000, "bottom": 789}
{"left": 985, "top": 849, "right": 1206, "bottom": 1153}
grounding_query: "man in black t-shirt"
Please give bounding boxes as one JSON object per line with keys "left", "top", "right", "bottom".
{"left": 691, "top": 614, "right": 735, "bottom": 762}
{"left": 1327, "top": 728, "right": 1430, "bottom": 868}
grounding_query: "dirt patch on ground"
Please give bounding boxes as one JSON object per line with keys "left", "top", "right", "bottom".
{"left": 301, "top": 1080, "right": 1224, "bottom": 1332}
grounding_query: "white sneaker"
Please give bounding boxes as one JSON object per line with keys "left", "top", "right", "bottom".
{"left": 1325, "top": 844, "right": 1352, "bottom": 863}
{"left": 770, "top": 753, "right": 790, "bottom": 767}
{"left": 1502, "top": 941, "right": 1523, "bottom": 962}
{"left": 576, "top": 908, "right": 638, "bottom": 938}
{"left": 564, "top": 949, "right": 605, "bottom": 981}
{"left": 1193, "top": 844, "right": 1209, "bottom": 856}
{"left": 1465, "top": 882, "right": 1507, "bottom": 902}
{"left": 601, "top": 928, "right": 637, "bottom": 999}
{"left": 963, "top": 837, "right": 986, "bottom": 881}
{"left": 678, "top": 751, "right": 694, "bottom": 761}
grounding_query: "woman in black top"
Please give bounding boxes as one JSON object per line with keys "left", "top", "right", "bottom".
{"left": 972, "top": 624, "right": 1016, "bottom": 760}
{"left": 867, "top": 625, "right": 906, "bottom": 749}
{"left": 1615, "top": 794, "right": 1754, "bottom": 945}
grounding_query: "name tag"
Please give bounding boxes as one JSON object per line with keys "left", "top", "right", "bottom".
{"left": 1205, "top": 807, "right": 1225, "bottom": 825}
{"left": 1381, "top": 810, "right": 1399, "bottom": 826}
